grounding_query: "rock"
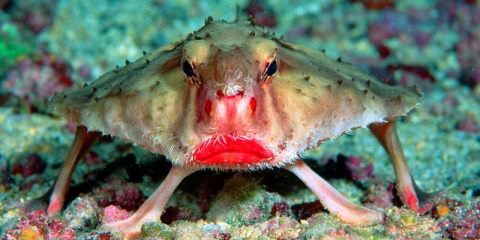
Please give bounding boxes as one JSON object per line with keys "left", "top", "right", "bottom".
{"left": 141, "top": 221, "right": 174, "bottom": 240}
{"left": 63, "top": 196, "right": 99, "bottom": 230}
{"left": 207, "top": 174, "right": 284, "bottom": 226}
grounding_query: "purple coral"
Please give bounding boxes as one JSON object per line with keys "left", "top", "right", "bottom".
{"left": 93, "top": 178, "right": 145, "bottom": 211}
{"left": 457, "top": 31, "right": 480, "bottom": 88}
{"left": 244, "top": 0, "right": 277, "bottom": 28}
{"left": 11, "top": 154, "right": 45, "bottom": 177}
{"left": 345, "top": 156, "right": 374, "bottom": 181}
{"left": 270, "top": 202, "right": 290, "bottom": 217}
{"left": 10, "top": 0, "right": 55, "bottom": 34}
{"left": 3, "top": 53, "right": 73, "bottom": 100}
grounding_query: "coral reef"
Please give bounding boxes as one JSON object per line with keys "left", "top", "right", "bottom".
{"left": 1, "top": 0, "right": 479, "bottom": 239}
{"left": 3, "top": 52, "right": 73, "bottom": 99}
{"left": 435, "top": 198, "right": 480, "bottom": 239}
{"left": 207, "top": 175, "right": 284, "bottom": 226}
{"left": 3, "top": 210, "right": 76, "bottom": 240}
{"left": 93, "top": 178, "right": 145, "bottom": 212}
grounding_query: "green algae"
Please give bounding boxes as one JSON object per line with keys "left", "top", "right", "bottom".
{"left": 0, "top": 22, "right": 33, "bottom": 77}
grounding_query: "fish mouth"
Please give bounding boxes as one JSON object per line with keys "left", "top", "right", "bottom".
{"left": 192, "top": 135, "right": 274, "bottom": 165}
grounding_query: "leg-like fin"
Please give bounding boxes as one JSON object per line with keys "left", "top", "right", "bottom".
{"left": 47, "top": 125, "right": 101, "bottom": 216}
{"left": 286, "top": 160, "right": 384, "bottom": 225}
{"left": 369, "top": 120, "right": 434, "bottom": 213}
{"left": 104, "top": 165, "right": 197, "bottom": 236}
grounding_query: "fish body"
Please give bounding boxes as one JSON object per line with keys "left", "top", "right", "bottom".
{"left": 49, "top": 19, "right": 419, "bottom": 169}
{"left": 47, "top": 18, "right": 430, "bottom": 237}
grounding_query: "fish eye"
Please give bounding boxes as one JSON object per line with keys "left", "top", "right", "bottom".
{"left": 266, "top": 60, "right": 277, "bottom": 76}
{"left": 182, "top": 60, "right": 195, "bottom": 77}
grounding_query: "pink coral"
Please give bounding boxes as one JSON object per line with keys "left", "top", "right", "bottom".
{"left": 102, "top": 205, "right": 130, "bottom": 224}
{"left": 3, "top": 210, "right": 75, "bottom": 240}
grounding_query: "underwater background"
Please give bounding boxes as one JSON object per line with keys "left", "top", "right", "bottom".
{"left": 0, "top": 0, "right": 479, "bottom": 239}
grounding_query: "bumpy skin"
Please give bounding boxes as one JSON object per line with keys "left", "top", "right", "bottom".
{"left": 49, "top": 19, "right": 420, "bottom": 170}
{"left": 48, "top": 18, "right": 425, "bottom": 237}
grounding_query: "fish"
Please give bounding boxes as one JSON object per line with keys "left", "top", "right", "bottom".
{"left": 47, "top": 17, "right": 432, "bottom": 236}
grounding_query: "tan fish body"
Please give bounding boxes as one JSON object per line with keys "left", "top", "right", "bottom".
{"left": 47, "top": 18, "right": 431, "bottom": 237}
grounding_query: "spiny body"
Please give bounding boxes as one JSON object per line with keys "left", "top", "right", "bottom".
{"left": 47, "top": 17, "right": 430, "bottom": 237}
{"left": 50, "top": 18, "right": 420, "bottom": 170}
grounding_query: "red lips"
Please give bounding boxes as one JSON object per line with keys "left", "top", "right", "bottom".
{"left": 193, "top": 135, "right": 273, "bottom": 165}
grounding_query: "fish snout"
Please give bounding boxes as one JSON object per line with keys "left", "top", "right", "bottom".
{"left": 202, "top": 89, "right": 257, "bottom": 131}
